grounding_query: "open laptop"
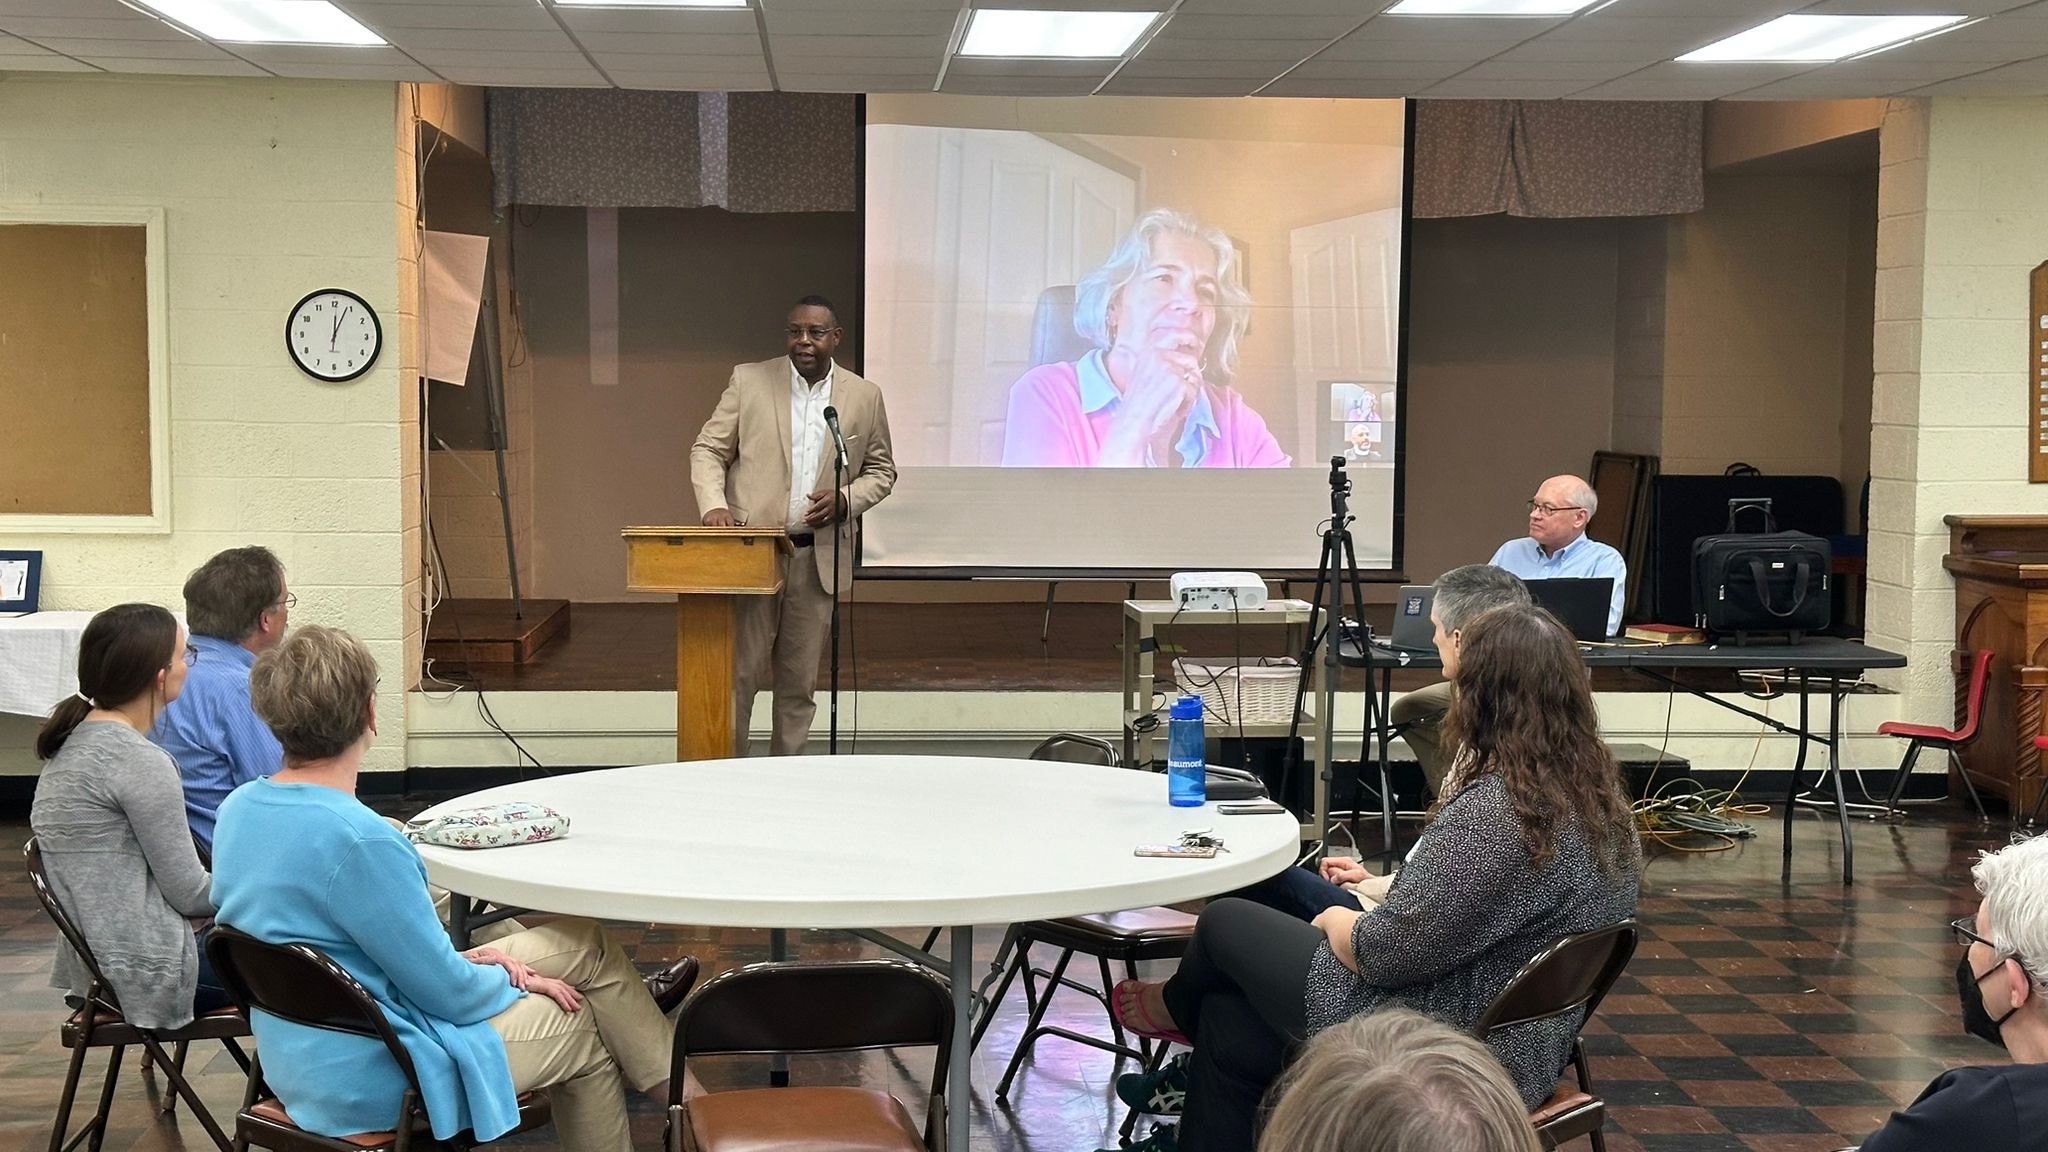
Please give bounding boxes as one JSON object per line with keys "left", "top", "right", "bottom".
{"left": 1387, "top": 585, "right": 1436, "bottom": 651}
{"left": 1526, "top": 577, "right": 1614, "bottom": 642}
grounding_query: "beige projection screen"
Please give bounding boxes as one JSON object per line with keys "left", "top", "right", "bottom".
{"left": 0, "top": 223, "right": 152, "bottom": 516}
{"left": 860, "top": 95, "right": 1410, "bottom": 576}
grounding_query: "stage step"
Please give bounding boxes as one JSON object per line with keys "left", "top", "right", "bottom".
{"left": 426, "top": 598, "right": 572, "bottom": 666}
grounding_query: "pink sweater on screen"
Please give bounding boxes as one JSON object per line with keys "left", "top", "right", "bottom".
{"left": 999, "top": 357, "right": 1291, "bottom": 469}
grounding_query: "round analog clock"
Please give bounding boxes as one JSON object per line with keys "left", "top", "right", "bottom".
{"left": 286, "top": 288, "right": 382, "bottom": 383}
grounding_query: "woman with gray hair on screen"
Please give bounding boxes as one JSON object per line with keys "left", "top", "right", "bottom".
{"left": 1000, "top": 208, "right": 1289, "bottom": 469}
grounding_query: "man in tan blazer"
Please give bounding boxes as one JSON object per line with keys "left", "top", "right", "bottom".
{"left": 690, "top": 296, "right": 896, "bottom": 756}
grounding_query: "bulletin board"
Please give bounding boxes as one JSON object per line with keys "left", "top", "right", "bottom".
{"left": 0, "top": 220, "right": 155, "bottom": 519}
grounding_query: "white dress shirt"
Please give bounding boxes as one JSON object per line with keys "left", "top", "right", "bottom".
{"left": 786, "top": 360, "right": 834, "bottom": 530}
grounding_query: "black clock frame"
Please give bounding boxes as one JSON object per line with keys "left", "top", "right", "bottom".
{"left": 286, "top": 287, "right": 382, "bottom": 384}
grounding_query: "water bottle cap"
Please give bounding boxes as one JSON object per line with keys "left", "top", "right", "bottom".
{"left": 1171, "top": 695, "right": 1202, "bottom": 720}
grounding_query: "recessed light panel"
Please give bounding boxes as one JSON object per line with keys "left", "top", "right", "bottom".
{"left": 1677, "top": 14, "right": 1965, "bottom": 63}
{"left": 958, "top": 9, "right": 1161, "bottom": 58}
{"left": 132, "top": 0, "right": 385, "bottom": 45}
{"left": 553, "top": 1, "right": 749, "bottom": 7}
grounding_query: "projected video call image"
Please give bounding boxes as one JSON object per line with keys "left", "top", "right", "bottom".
{"left": 862, "top": 95, "right": 1407, "bottom": 571}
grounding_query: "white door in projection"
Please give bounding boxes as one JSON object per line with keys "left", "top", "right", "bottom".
{"left": 1291, "top": 208, "right": 1402, "bottom": 463}
{"left": 947, "top": 133, "right": 1136, "bottom": 464}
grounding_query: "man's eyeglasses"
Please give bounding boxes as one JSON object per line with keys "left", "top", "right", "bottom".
{"left": 786, "top": 326, "right": 837, "bottom": 343}
{"left": 1527, "top": 501, "right": 1585, "bottom": 518}
{"left": 181, "top": 644, "right": 199, "bottom": 668}
{"left": 272, "top": 593, "right": 297, "bottom": 611}
{"left": 1952, "top": 915, "right": 2001, "bottom": 953}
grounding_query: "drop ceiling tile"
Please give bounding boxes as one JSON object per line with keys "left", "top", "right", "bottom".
{"left": 1908, "top": 55, "right": 2048, "bottom": 93}
{"left": 577, "top": 32, "right": 763, "bottom": 55}
{"left": 1320, "top": 36, "right": 1525, "bottom": 63}
{"left": 1256, "top": 76, "right": 1418, "bottom": 97}
{"left": 555, "top": 8, "right": 758, "bottom": 36}
{"left": 1426, "top": 77, "right": 1601, "bottom": 98}
{"left": 608, "top": 72, "right": 773, "bottom": 91}
{"left": 1099, "top": 74, "right": 1262, "bottom": 95}
{"left": 1803, "top": 0, "right": 2029, "bottom": 16}
{"left": 406, "top": 47, "right": 600, "bottom": 68}
{"left": 0, "top": 15, "right": 197, "bottom": 41}
{"left": 0, "top": 54, "right": 98, "bottom": 70}
{"left": 1454, "top": 59, "right": 1641, "bottom": 81}
{"left": 433, "top": 65, "right": 609, "bottom": 86}
{"left": 1573, "top": 61, "right": 1812, "bottom": 100}
{"left": 1163, "top": 14, "right": 1359, "bottom": 40}
{"left": 1284, "top": 57, "right": 1466, "bottom": 81}
{"left": 1115, "top": 57, "right": 1302, "bottom": 79}
{"left": 771, "top": 34, "right": 947, "bottom": 59}
{"left": 74, "top": 55, "right": 268, "bottom": 76}
{"left": 259, "top": 59, "right": 440, "bottom": 80}
{"left": 940, "top": 75, "right": 1103, "bottom": 95}
{"left": 35, "top": 36, "right": 230, "bottom": 59}
{"left": 376, "top": 27, "right": 574, "bottom": 52}
{"left": 338, "top": 3, "right": 560, "bottom": 32}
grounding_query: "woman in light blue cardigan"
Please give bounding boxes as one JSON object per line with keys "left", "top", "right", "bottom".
{"left": 213, "top": 626, "right": 682, "bottom": 1152}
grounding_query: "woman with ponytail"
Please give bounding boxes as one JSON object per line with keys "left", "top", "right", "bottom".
{"left": 30, "top": 603, "right": 226, "bottom": 1030}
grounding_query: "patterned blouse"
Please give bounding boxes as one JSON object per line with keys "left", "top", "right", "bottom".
{"left": 1304, "top": 773, "right": 1641, "bottom": 1108}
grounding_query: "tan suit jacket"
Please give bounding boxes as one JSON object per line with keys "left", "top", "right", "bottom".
{"left": 689, "top": 357, "right": 897, "bottom": 592}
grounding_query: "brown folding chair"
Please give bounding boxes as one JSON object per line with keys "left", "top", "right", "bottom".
{"left": 666, "top": 959, "right": 952, "bottom": 1152}
{"left": 203, "top": 925, "right": 550, "bottom": 1151}
{"left": 1473, "top": 919, "right": 1640, "bottom": 1151}
{"left": 24, "top": 838, "right": 250, "bottom": 1152}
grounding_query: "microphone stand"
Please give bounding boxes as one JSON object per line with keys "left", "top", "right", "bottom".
{"left": 828, "top": 441, "right": 846, "bottom": 756}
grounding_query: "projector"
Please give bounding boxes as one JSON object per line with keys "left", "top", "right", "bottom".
{"left": 1170, "top": 572, "right": 1268, "bottom": 612}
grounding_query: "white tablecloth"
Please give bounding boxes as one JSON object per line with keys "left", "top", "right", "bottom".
{"left": 0, "top": 611, "right": 97, "bottom": 718}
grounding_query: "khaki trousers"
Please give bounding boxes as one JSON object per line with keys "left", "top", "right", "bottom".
{"left": 485, "top": 918, "right": 674, "bottom": 1152}
{"left": 732, "top": 543, "right": 835, "bottom": 757}
{"left": 1390, "top": 679, "right": 1455, "bottom": 798}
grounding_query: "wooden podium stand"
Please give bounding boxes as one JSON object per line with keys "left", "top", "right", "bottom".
{"left": 623, "top": 526, "right": 786, "bottom": 761}
{"left": 1945, "top": 515, "right": 2048, "bottom": 818}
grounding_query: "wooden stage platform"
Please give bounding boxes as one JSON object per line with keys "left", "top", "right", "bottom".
{"left": 423, "top": 600, "right": 1781, "bottom": 697}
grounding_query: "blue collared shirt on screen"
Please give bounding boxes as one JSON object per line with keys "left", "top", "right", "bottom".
{"left": 151, "top": 633, "right": 284, "bottom": 850}
{"left": 1076, "top": 349, "right": 1219, "bottom": 466}
{"left": 1489, "top": 533, "right": 1629, "bottom": 637}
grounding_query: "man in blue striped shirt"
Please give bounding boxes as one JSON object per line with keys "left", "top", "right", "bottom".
{"left": 152, "top": 546, "right": 289, "bottom": 851}
{"left": 1488, "top": 473, "right": 1628, "bottom": 638}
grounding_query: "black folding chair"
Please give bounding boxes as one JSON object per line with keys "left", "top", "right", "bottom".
{"left": 667, "top": 960, "right": 951, "bottom": 1152}
{"left": 204, "top": 925, "right": 550, "bottom": 1151}
{"left": 1474, "top": 919, "right": 1640, "bottom": 1151}
{"left": 25, "top": 838, "right": 250, "bottom": 1152}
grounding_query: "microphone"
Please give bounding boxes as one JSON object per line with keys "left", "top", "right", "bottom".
{"left": 822, "top": 405, "right": 849, "bottom": 469}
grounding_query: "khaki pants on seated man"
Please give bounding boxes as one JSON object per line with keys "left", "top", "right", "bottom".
{"left": 1390, "top": 680, "right": 1455, "bottom": 799}
{"left": 484, "top": 918, "right": 681, "bottom": 1152}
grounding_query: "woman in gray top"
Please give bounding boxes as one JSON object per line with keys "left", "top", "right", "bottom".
{"left": 31, "top": 603, "right": 224, "bottom": 1031}
{"left": 1109, "top": 604, "right": 1642, "bottom": 1152}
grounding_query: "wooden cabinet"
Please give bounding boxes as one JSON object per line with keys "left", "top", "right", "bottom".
{"left": 1943, "top": 516, "right": 2048, "bottom": 817}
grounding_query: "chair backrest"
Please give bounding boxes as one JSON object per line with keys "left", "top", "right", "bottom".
{"left": 1029, "top": 286, "right": 1092, "bottom": 369}
{"left": 676, "top": 960, "right": 952, "bottom": 1087}
{"left": 1475, "top": 920, "right": 1639, "bottom": 1039}
{"left": 1029, "top": 732, "right": 1118, "bottom": 768}
{"left": 1954, "top": 648, "right": 1997, "bottom": 744}
{"left": 204, "top": 925, "right": 423, "bottom": 1089}
{"left": 23, "top": 838, "right": 122, "bottom": 1012}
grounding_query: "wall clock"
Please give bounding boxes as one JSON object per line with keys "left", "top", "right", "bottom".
{"left": 286, "top": 288, "right": 381, "bottom": 383}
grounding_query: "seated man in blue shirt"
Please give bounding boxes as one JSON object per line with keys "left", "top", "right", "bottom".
{"left": 1862, "top": 833, "right": 2048, "bottom": 1152}
{"left": 152, "top": 546, "right": 289, "bottom": 852}
{"left": 1392, "top": 474, "right": 1627, "bottom": 798}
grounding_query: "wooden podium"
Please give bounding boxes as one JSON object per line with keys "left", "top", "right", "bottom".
{"left": 623, "top": 526, "right": 787, "bottom": 761}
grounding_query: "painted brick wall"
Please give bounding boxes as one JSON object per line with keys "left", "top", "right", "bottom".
{"left": 0, "top": 75, "right": 411, "bottom": 773}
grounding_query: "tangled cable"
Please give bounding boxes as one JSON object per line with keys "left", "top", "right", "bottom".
{"left": 1633, "top": 778, "right": 1769, "bottom": 852}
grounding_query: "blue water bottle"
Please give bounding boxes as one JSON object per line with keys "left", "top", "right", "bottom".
{"left": 1167, "top": 695, "right": 1207, "bottom": 807}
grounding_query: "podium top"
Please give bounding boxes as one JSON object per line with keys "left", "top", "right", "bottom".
{"left": 622, "top": 525, "right": 787, "bottom": 595}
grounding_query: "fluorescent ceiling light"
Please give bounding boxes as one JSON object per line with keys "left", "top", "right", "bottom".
{"left": 1678, "top": 14, "right": 1964, "bottom": 62}
{"left": 553, "top": 1, "right": 749, "bottom": 7}
{"left": 1387, "top": 0, "right": 1603, "bottom": 14}
{"left": 131, "top": 0, "right": 384, "bottom": 45}
{"left": 958, "top": 9, "right": 1160, "bottom": 58}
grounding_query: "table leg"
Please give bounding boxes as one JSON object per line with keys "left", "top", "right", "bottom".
{"left": 949, "top": 924, "right": 973, "bottom": 1152}
{"left": 1781, "top": 677, "right": 1811, "bottom": 883}
{"left": 447, "top": 893, "right": 471, "bottom": 949}
{"left": 1378, "top": 666, "right": 1395, "bottom": 869}
{"left": 770, "top": 929, "right": 789, "bottom": 1088}
{"left": 1828, "top": 675, "right": 1855, "bottom": 885}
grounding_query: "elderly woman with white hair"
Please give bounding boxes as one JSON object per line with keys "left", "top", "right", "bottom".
{"left": 1861, "top": 832, "right": 2048, "bottom": 1151}
{"left": 1001, "top": 208, "right": 1289, "bottom": 469}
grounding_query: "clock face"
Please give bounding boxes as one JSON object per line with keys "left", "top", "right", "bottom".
{"left": 287, "top": 289, "right": 381, "bottom": 382}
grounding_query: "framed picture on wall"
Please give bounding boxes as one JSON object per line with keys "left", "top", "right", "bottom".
{"left": 0, "top": 550, "right": 43, "bottom": 615}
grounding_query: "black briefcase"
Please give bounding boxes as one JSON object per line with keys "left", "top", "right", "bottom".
{"left": 1691, "top": 528, "right": 1831, "bottom": 644}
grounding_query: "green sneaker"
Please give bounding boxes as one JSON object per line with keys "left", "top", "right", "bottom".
{"left": 1116, "top": 1052, "right": 1189, "bottom": 1116}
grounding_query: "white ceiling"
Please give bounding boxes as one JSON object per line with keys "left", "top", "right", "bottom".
{"left": 5, "top": 0, "right": 2048, "bottom": 99}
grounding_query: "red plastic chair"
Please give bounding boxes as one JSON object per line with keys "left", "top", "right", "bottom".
{"left": 1875, "top": 648, "right": 1992, "bottom": 821}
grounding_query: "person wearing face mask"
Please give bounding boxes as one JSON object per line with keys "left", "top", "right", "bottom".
{"left": 1000, "top": 209, "right": 1289, "bottom": 469}
{"left": 1861, "top": 833, "right": 2048, "bottom": 1151}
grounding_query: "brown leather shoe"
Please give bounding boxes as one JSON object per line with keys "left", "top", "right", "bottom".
{"left": 645, "top": 955, "right": 700, "bottom": 1014}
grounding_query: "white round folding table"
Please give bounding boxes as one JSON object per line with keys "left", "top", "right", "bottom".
{"left": 411, "top": 755, "right": 1300, "bottom": 1152}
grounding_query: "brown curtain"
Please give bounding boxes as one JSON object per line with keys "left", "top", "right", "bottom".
{"left": 1413, "top": 100, "right": 1703, "bottom": 219}
{"left": 489, "top": 89, "right": 857, "bottom": 213}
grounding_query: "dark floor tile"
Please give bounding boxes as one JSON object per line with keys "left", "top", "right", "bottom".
{"left": 1716, "top": 1033, "right": 1824, "bottom": 1057}
{"left": 1648, "top": 1057, "right": 1764, "bottom": 1082}
{"left": 1663, "top": 995, "right": 1762, "bottom": 1015}
{"left": 1712, "top": 1107, "right": 1834, "bottom": 1134}
{"left": 1773, "top": 1079, "right": 1900, "bottom": 1108}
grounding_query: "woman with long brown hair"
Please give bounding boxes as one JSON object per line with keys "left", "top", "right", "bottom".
{"left": 1104, "top": 603, "right": 1641, "bottom": 1152}
{"left": 31, "top": 603, "right": 225, "bottom": 1030}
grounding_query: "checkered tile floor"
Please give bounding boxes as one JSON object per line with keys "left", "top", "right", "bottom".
{"left": 0, "top": 796, "right": 2019, "bottom": 1151}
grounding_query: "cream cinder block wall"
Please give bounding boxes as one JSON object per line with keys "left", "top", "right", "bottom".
{"left": 1868, "top": 97, "right": 2048, "bottom": 720}
{"left": 0, "top": 75, "right": 414, "bottom": 773}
